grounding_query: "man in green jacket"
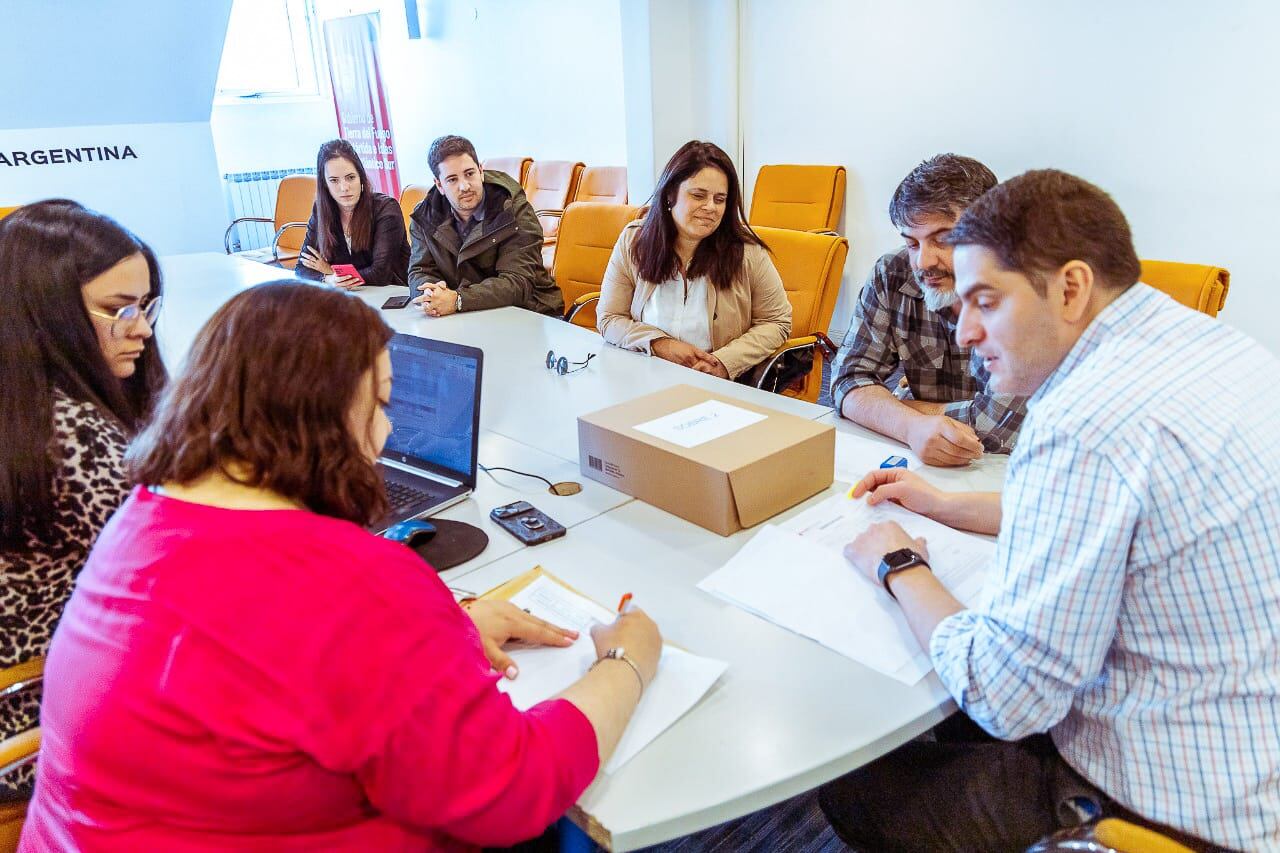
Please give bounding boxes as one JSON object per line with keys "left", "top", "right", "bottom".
{"left": 409, "top": 135, "right": 564, "bottom": 317}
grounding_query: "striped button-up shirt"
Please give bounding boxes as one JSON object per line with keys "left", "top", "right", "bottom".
{"left": 830, "top": 249, "right": 1027, "bottom": 453}
{"left": 931, "top": 284, "right": 1280, "bottom": 849}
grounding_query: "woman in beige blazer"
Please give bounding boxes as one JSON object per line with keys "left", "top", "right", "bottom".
{"left": 597, "top": 141, "right": 791, "bottom": 380}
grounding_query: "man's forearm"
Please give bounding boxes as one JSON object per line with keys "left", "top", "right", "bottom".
{"left": 903, "top": 399, "right": 947, "bottom": 416}
{"left": 885, "top": 567, "right": 965, "bottom": 652}
{"left": 934, "top": 492, "right": 1003, "bottom": 536}
{"left": 841, "top": 385, "right": 926, "bottom": 444}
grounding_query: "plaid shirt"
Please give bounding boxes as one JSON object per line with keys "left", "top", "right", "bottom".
{"left": 932, "top": 284, "right": 1280, "bottom": 849}
{"left": 830, "top": 249, "right": 1026, "bottom": 453}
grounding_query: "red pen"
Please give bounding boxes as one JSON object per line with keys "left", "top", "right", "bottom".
{"left": 616, "top": 592, "right": 633, "bottom": 613}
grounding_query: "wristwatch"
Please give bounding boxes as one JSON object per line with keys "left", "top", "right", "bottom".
{"left": 592, "top": 647, "right": 645, "bottom": 694}
{"left": 454, "top": 290, "right": 463, "bottom": 313}
{"left": 876, "top": 548, "right": 931, "bottom": 600}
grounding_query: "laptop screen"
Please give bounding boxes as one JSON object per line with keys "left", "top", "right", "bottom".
{"left": 382, "top": 335, "right": 482, "bottom": 483}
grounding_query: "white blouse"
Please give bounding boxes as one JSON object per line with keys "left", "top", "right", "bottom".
{"left": 639, "top": 273, "right": 712, "bottom": 351}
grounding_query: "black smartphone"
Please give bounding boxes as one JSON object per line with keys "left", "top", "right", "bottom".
{"left": 381, "top": 294, "right": 413, "bottom": 309}
{"left": 489, "top": 501, "right": 566, "bottom": 546}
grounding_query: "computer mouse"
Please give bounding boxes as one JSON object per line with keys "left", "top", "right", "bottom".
{"left": 383, "top": 519, "right": 437, "bottom": 548}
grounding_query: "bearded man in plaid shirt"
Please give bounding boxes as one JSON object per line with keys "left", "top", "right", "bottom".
{"left": 831, "top": 155, "right": 1027, "bottom": 466}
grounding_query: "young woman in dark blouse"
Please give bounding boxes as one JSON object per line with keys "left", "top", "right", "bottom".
{"left": 0, "top": 200, "right": 167, "bottom": 798}
{"left": 295, "top": 138, "right": 410, "bottom": 289}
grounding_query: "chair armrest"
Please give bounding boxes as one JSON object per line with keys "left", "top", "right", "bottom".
{"left": 0, "top": 728, "right": 40, "bottom": 778}
{"left": 224, "top": 217, "right": 274, "bottom": 253}
{"left": 564, "top": 291, "right": 601, "bottom": 324}
{"left": 806, "top": 228, "right": 839, "bottom": 236}
{"left": 270, "top": 221, "right": 309, "bottom": 261}
{"left": 0, "top": 657, "right": 43, "bottom": 699}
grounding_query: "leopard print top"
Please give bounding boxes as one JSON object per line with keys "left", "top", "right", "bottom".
{"left": 0, "top": 389, "right": 130, "bottom": 798}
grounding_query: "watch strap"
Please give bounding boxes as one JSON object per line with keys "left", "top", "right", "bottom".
{"left": 877, "top": 550, "right": 930, "bottom": 600}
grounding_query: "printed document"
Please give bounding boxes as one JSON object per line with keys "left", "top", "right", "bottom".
{"left": 698, "top": 494, "right": 994, "bottom": 684}
{"left": 633, "top": 400, "right": 766, "bottom": 448}
{"left": 499, "top": 575, "right": 728, "bottom": 773}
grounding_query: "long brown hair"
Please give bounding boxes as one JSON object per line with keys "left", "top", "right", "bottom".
{"left": 128, "top": 282, "right": 392, "bottom": 526}
{"left": 631, "top": 140, "right": 765, "bottom": 290}
{"left": 0, "top": 199, "right": 168, "bottom": 548}
{"left": 314, "top": 139, "right": 374, "bottom": 259}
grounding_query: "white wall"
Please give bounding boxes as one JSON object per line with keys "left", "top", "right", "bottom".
{"left": 212, "top": 0, "right": 629, "bottom": 185}
{"left": 740, "top": 0, "right": 1280, "bottom": 352}
{"left": 2, "top": 0, "right": 231, "bottom": 253}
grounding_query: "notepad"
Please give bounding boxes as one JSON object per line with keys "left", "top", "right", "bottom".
{"left": 496, "top": 574, "right": 728, "bottom": 773}
{"left": 698, "top": 494, "right": 993, "bottom": 685}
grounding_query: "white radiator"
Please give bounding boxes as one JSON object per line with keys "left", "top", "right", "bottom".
{"left": 222, "top": 167, "right": 313, "bottom": 252}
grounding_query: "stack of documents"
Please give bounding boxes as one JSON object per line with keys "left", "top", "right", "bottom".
{"left": 497, "top": 574, "right": 728, "bottom": 773}
{"left": 698, "top": 494, "right": 994, "bottom": 685}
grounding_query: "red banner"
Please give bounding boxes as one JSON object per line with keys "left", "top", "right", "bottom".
{"left": 323, "top": 13, "right": 401, "bottom": 198}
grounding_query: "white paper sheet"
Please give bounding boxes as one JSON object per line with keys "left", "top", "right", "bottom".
{"left": 834, "top": 430, "right": 912, "bottom": 485}
{"left": 698, "top": 495, "right": 994, "bottom": 685}
{"left": 497, "top": 576, "right": 728, "bottom": 773}
{"left": 633, "top": 400, "right": 767, "bottom": 448}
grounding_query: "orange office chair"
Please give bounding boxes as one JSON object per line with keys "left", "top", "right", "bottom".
{"left": 398, "top": 184, "right": 430, "bottom": 239}
{"left": 0, "top": 657, "right": 45, "bottom": 853}
{"left": 572, "top": 167, "right": 628, "bottom": 205}
{"left": 482, "top": 156, "right": 533, "bottom": 186}
{"left": 525, "top": 160, "right": 586, "bottom": 269}
{"left": 748, "top": 165, "right": 846, "bottom": 234}
{"left": 1027, "top": 817, "right": 1197, "bottom": 853}
{"left": 1139, "top": 260, "right": 1230, "bottom": 317}
{"left": 223, "top": 174, "right": 316, "bottom": 269}
{"left": 551, "top": 203, "right": 642, "bottom": 330}
{"left": 749, "top": 226, "right": 849, "bottom": 402}
{"left": 0, "top": 207, "right": 20, "bottom": 221}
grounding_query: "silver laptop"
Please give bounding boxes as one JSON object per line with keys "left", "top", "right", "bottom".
{"left": 374, "top": 334, "right": 483, "bottom": 532}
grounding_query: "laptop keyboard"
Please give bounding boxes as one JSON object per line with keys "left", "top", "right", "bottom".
{"left": 385, "top": 479, "right": 436, "bottom": 514}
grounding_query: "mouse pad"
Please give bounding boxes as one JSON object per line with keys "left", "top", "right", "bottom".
{"left": 410, "top": 519, "right": 489, "bottom": 571}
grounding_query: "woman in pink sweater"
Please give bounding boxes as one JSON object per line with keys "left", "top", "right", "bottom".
{"left": 21, "top": 282, "right": 661, "bottom": 852}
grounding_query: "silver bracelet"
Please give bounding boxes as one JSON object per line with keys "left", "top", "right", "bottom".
{"left": 591, "top": 649, "right": 644, "bottom": 696}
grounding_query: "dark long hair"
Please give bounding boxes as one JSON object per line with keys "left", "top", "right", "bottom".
{"left": 631, "top": 140, "right": 765, "bottom": 290}
{"left": 0, "top": 199, "right": 167, "bottom": 548}
{"left": 128, "top": 282, "right": 393, "bottom": 527}
{"left": 314, "top": 139, "right": 374, "bottom": 259}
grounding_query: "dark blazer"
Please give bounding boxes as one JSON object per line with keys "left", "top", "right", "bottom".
{"left": 295, "top": 192, "right": 410, "bottom": 288}
{"left": 407, "top": 170, "right": 564, "bottom": 316}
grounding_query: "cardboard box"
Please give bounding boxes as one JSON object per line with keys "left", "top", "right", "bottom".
{"left": 578, "top": 384, "right": 834, "bottom": 536}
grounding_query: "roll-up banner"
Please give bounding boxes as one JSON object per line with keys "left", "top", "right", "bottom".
{"left": 323, "top": 13, "right": 401, "bottom": 198}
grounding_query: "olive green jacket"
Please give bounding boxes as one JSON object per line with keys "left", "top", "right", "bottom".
{"left": 407, "top": 170, "right": 564, "bottom": 316}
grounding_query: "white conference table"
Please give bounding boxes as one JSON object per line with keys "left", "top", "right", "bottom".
{"left": 157, "top": 253, "right": 1009, "bottom": 851}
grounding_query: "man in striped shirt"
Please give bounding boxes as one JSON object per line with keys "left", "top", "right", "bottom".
{"left": 821, "top": 170, "right": 1279, "bottom": 851}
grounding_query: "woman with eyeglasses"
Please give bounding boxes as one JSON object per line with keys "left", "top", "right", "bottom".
{"left": 295, "top": 138, "right": 410, "bottom": 289}
{"left": 0, "top": 199, "right": 166, "bottom": 800}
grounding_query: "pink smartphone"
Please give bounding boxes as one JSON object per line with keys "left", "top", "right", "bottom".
{"left": 331, "top": 263, "right": 365, "bottom": 283}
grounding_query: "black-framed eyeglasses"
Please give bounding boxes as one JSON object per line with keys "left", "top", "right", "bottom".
{"left": 545, "top": 349, "right": 595, "bottom": 375}
{"left": 87, "top": 295, "right": 163, "bottom": 339}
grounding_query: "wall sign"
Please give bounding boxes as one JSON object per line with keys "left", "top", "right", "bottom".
{"left": 323, "top": 13, "right": 401, "bottom": 198}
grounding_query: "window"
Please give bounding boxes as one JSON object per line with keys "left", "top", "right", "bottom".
{"left": 215, "top": 0, "right": 323, "bottom": 99}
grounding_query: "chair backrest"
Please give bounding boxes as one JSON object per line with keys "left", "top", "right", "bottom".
{"left": 525, "top": 160, "right": 585, "bottom": 240}
{"left": 1139, "top": 259, "right": 1230, "bottom": 317}
{"left": 482, "top": 156, "right": 533, "bottom": 186}
{"left": 749, "top": 164, "right": 846, "bottom": 233}
{"left": 398, "top": 184, "right": 430, "bottom": 238}
{"left": 552, "top": 202, "right": 642, "bottom": 328}
{"left": 0, "top": 206, "right": 20, "bottom": 221}
{"left": 273, "top": 175, "right": 317, "bottom": 255}
{"left": 752, "top": 225, "right": 849, "bottom": 338}
{"left": 0, "top": 657, "right": 44, "bottom": 853}
{"left": 573, "top": 166, "right": 628, "bottom": 204}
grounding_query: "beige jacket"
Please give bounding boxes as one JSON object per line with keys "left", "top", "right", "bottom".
{"left": 597, "top": 222, "right": 793, "bottom": 378}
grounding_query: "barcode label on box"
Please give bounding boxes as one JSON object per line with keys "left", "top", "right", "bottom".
{"left": 589, "top": 455, "right": 603, "bottom": 472}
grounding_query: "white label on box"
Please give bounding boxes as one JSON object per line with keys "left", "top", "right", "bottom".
{"left": 633, "top": 400, "right": 767, "bottom": 448}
